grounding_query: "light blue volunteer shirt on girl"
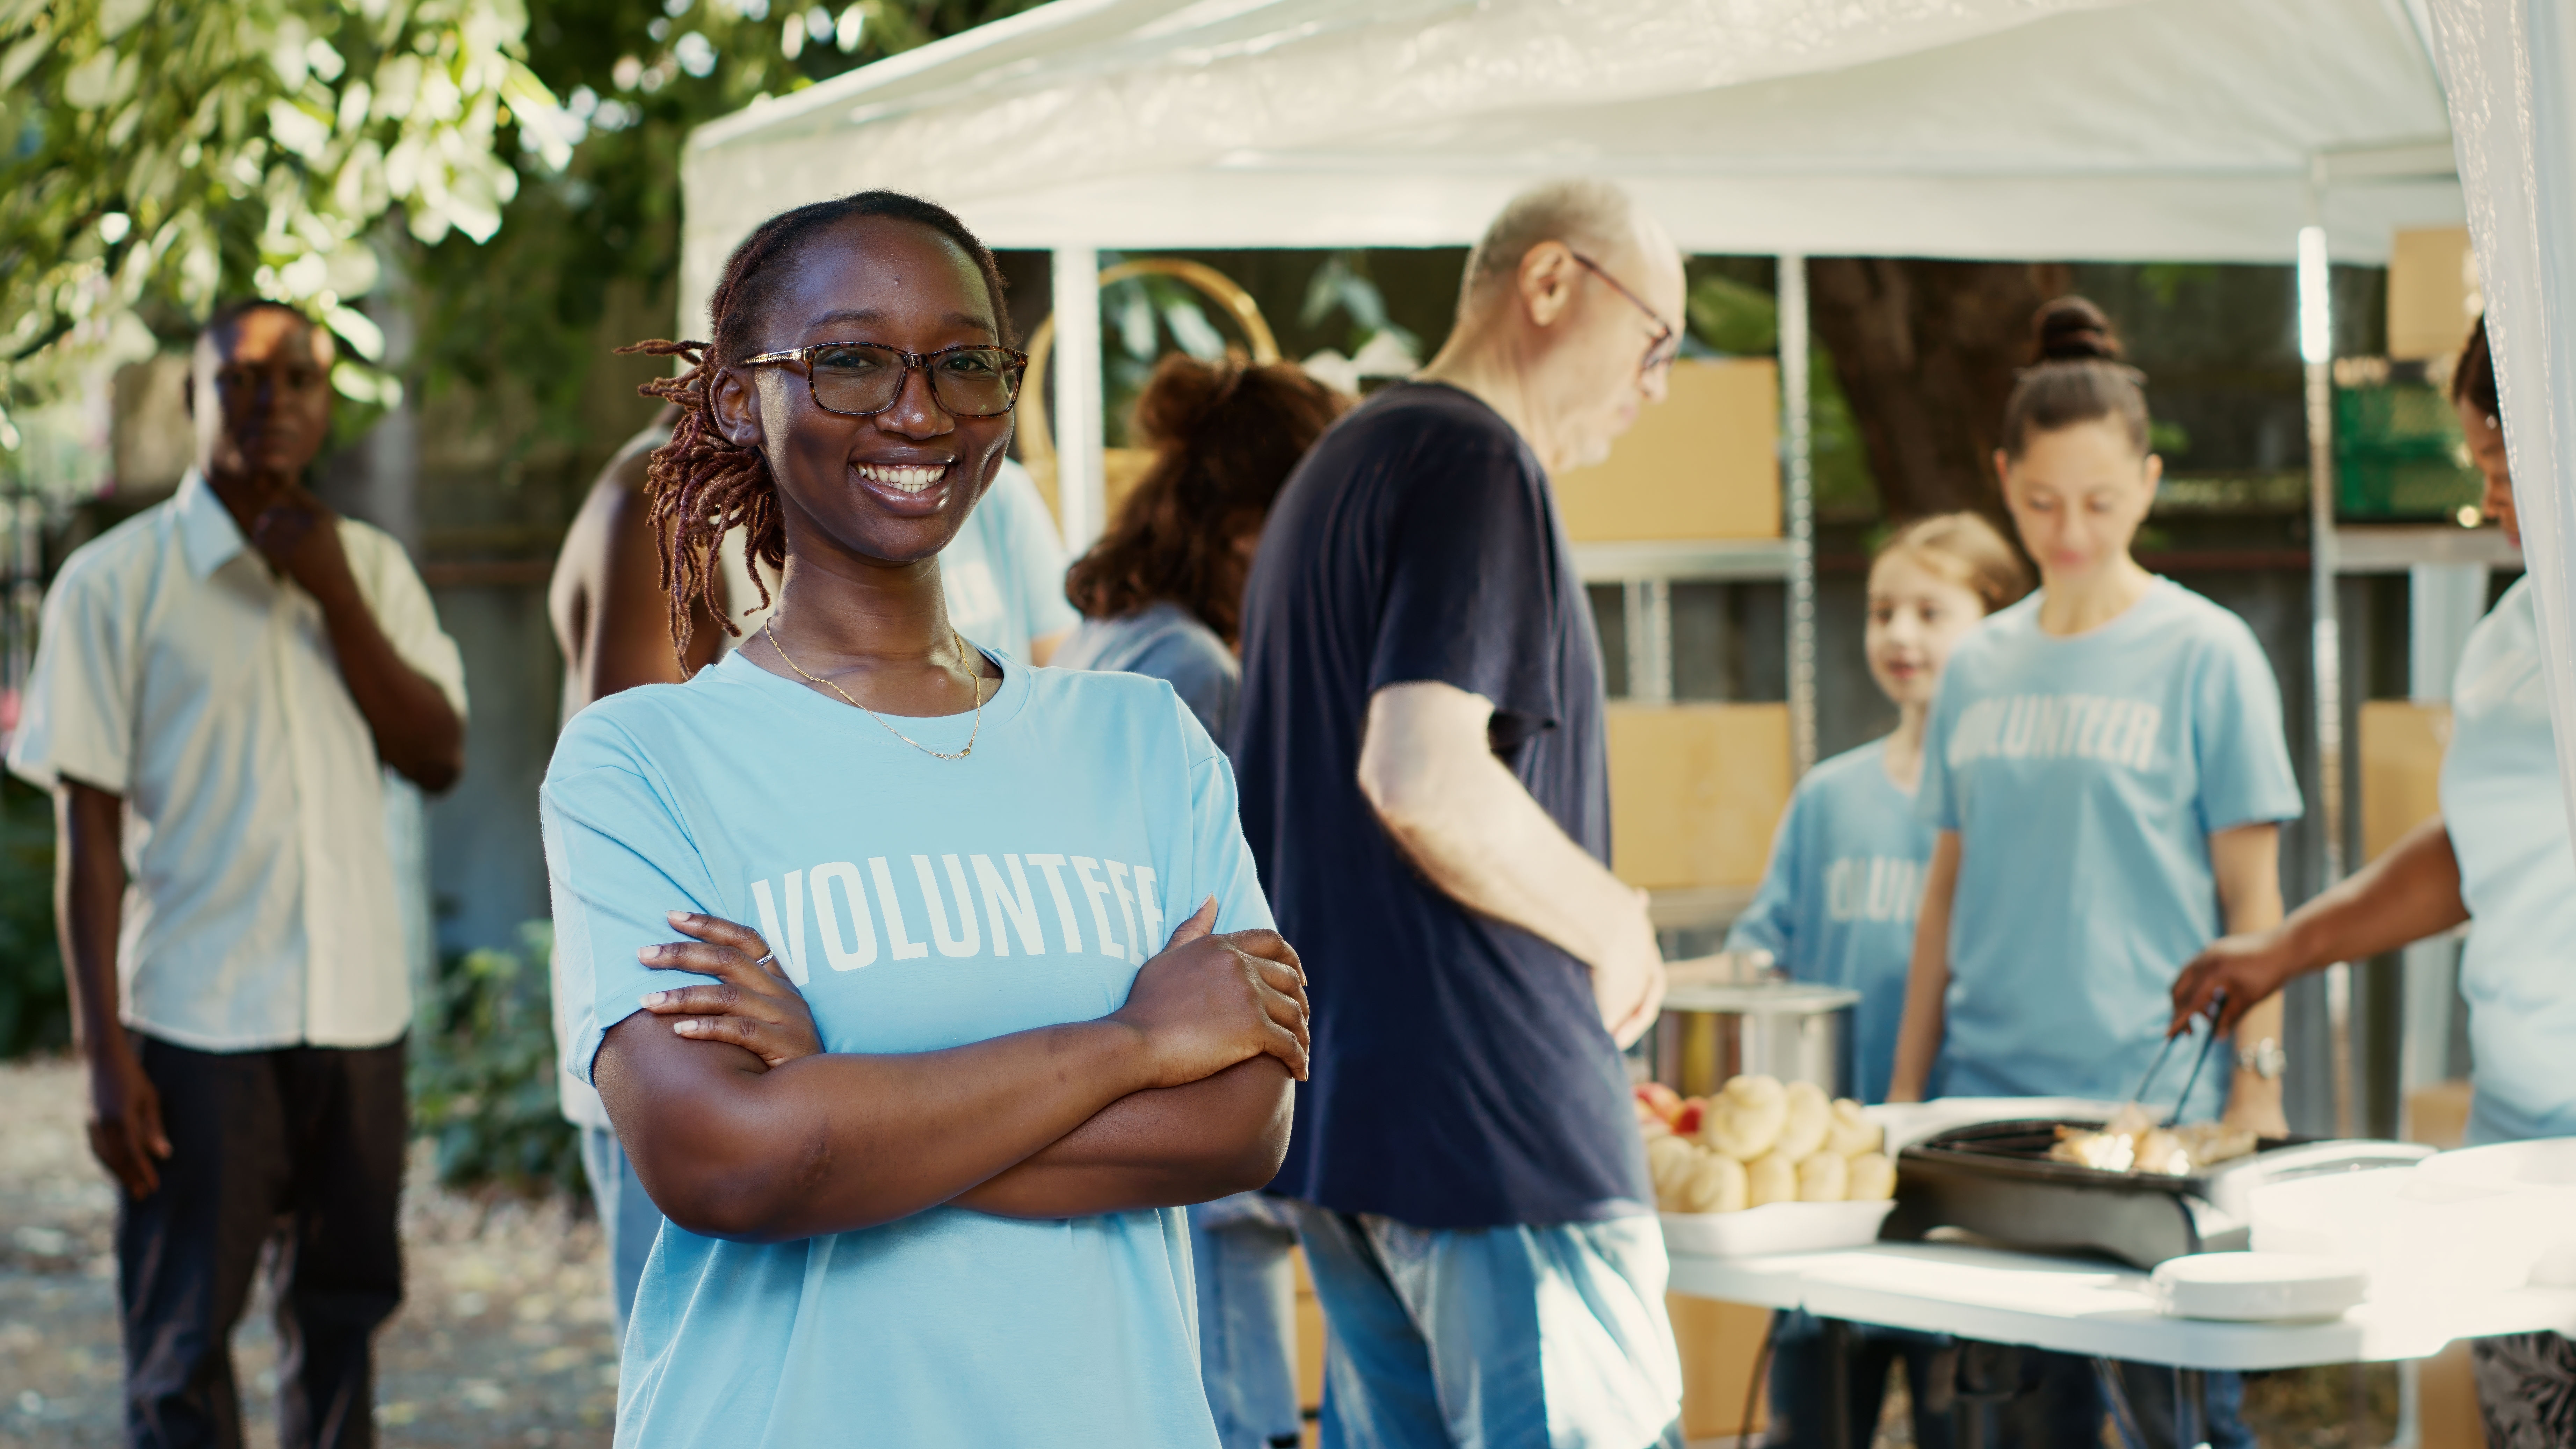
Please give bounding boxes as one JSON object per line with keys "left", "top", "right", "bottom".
{"left": 544, "top": 646, "right": 1264, "bottom": 1449}
{"left": 2439, "top": 576, "right": 2576, "bottom": 1146}
{"left": 1918, "top": 579, "right": 2303, "bottom": 1119}
{"left": 1726, "top": 738, "right": 1929, "bottom": 1104}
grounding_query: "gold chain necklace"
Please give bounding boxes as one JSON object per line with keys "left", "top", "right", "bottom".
{"left": 762, "top": 616, "right": 986, "bottom": 760}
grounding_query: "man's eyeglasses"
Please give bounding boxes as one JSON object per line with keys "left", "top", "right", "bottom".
{"left": 1568, "top": 251, "right": 1682, "bottom": 375}
{"left": 738, "top": 342, "right": 1030, "bottom": 419}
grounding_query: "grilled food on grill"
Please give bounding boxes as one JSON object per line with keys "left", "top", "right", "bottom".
{"left": 2045, "top": 1104, "right": 2257, "bottom": 1175}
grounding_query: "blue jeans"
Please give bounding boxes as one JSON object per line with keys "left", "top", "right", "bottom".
{"left": 580, "top": 1125, "right": 664, "bottom": 1344}
{"left": 1289, "top": 1204, "right": 1683, "bottom": 1449}
{"left": 1191, "top": 1194, "right": 1304, "bottom": 1449}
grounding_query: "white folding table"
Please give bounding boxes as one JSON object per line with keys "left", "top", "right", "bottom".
{"left": 1668, "top": 1241, "right": 2576, "bottom": 1446}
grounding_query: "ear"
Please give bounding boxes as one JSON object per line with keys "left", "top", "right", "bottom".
{"left": 1990, "top": 447, "right": 2011, "bottom": 488}
{"left": 2141, "top": 452, "right": 2165, "bottom": 490}
{"left": 1516, "top": 240, "right": 1581, "bottom": 329}
{"left": 706, "top": 365, "right": 765, "bottom": 450}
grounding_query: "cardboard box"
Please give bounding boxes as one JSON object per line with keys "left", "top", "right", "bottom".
{"left": 2359, "top": 701, "right": 2452, "bottom": 861}
{"left": 1670, "top": 1294, "right": 1773, "bottom": 1441}
{"left": 1557, "top": 358, "right": 1781, "bottom": 542}
{"left": 2388, "top": 227, "right": 2481, "bottom": 364}
{"left": 1607, "top": 703, "right": 1794, "bottom": 890}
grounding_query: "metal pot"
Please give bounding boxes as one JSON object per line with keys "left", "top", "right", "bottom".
{"left": 1649, "top": 981, "right": 1859, "bottom": 1099}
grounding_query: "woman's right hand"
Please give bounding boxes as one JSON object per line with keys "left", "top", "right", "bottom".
{"left": 636, "top": 910, "right": 823, "bottom": 1070}
{"left": 2169, "top": 927, "right": 2302, "bottom": 1038}
{"left": 1112, "top": 898, "right": 1310, "bottom": 1088}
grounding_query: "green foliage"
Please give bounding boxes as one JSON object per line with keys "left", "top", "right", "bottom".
{"left": 410, "top": 919, "right": 586, "bottom": 1198}
{"left": 0, "top": 0, "right": 565, "bottom": 428}
{"left": 0, "top": 775, "right": 69, "bottom": 1059}
{"left": 409, "top": 0, "right": 1049, "bottom": 474}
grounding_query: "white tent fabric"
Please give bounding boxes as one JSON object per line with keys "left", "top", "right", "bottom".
{"left": 2423, "top": 0, "right": 2576, "bottom": 845}
{"left": 682, "top": 0, "right": 2461, "bottom": 318}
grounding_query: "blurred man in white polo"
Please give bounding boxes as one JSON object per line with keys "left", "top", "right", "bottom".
{"left": 8, "top": 301, "right": 466, "bottom": 1449}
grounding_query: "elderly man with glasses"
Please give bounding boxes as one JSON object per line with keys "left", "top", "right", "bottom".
{"left": 1234, "top": 177, "right": 1689, "bottom": 1448}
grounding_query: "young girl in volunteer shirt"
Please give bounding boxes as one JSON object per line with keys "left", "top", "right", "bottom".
{"left": 1888, "top": 298, "right": 2298, "bottom": 1448}
{"left": 541, "top": 191, "right": 1310, "bottom": 1447}
{"left": 1727, "top": 513, "right": 2026, "bottom": 1449}
{"left": 1729, "top": 513, "right": 2029, "bottom": 1105}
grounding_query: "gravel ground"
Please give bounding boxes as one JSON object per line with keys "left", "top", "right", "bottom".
{"left": 0, "top": 1056, "right": 616, "bottom": 1447}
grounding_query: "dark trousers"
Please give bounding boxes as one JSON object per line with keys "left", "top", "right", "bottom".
{"left": 117, "top": 1034, "right": 407, "bottom": 1449}
{"left": 1766, "top": 1311, "right": 1956, "bottom": 1449}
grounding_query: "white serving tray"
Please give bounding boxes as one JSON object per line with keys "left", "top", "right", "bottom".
{"left": 1661, "top": 1199, "right": 1896, "bottom": 1258}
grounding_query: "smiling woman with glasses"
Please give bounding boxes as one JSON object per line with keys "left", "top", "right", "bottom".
{"left": 544, "top": 189, "right": 1311, "bottom": 1448}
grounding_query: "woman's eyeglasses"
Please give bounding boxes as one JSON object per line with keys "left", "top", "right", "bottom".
{"left": 1568, "top": 252, "right": 1682, "bottom": 375}
{"left": 737, "top": 342, "right": 1030, "bottom": 418}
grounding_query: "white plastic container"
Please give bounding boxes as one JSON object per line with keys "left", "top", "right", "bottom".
{"left": 1661, "top": 1200, "right": 1896, "bottom": 1258}
{"left": 2151, "top": 1253, "right": 2368, "bottom": 1322}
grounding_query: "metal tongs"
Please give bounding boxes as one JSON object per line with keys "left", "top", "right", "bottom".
{"left": 2126, "top": 988, "right": 2228, "bottom": 1128}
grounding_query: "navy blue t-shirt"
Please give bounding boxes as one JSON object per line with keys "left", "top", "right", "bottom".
{"left": 1233, "top": 382, "right": 1651, "bottom": 1229}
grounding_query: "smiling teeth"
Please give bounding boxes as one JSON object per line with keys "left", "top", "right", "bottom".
{"left": 857, "top": 463, "right": 948, "bottom": 493}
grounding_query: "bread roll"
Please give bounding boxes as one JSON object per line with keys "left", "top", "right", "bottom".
{"left": 1796, "top": 1151, "right": 1850, "bottom": 1203}
{"left": 1682, "top": 1152, "right": 1749, "bottom": 1215}
{"left": 1646, "top": 1134, "right": 1699, "bottom": 1200}
{"left": 1845, "top": 1152, "right": 1897, "bottom": 1202}
{"left": 1744, "top": 1151, "right": 1799, "bottom": 1208}
{"left": 1825, "top": 1099, "right": 1881, "bottom": 1157}
{"left": 1638, "top": 1103, "right": 1673, "bottom": 1138}
{"left": 1773, "top": 1081, "right": 1832, "bottom": 1161}
{"left": 1701, "top": 1075, "right": 1789, "bottom": 1159}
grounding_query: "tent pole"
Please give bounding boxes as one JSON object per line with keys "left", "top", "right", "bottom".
{"left": 2298, "top": 212, "right": 2354, "bottom": 1139}
{"left": 1051, "top": 247, "right": 1107, "bottom": 553}
{"left": 1779, "top": 252, "right": 1818, "bottom": 778}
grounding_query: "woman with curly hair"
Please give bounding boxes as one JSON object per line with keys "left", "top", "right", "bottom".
{"left": 540, "top": 190, "right": 1310, "bottom": 1447}
{"left": 1055, "top": 353, "right": 1344, "bottom": 1449}
{"left": 1059, "top": 355, "right": 1346, "bottom": 745}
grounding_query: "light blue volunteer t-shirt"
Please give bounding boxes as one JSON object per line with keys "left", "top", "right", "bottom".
{"left": 543, "top": 646, "right": 1264, "bottom": 1449}
{"left": 1918, "top": 579, "right": 2303, "bottom": 1118}
{"left": 2439, "top": 576, "right": 2576, "bottom": 1146}
{"left": 1726, "top": 738, "right": 1929, "bottom": 1104}
{"left": 943, "top": 459, "right": 1080, "bottom": 658}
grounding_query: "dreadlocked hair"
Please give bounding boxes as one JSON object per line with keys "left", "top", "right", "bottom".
{"left": 616, "top": 190, "right": 1016, "bottom": 659}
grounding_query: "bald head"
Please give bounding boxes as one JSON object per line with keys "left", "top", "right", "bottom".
{"left": 1459, "top": 179, "right": 1656, "bottom": 316}
{"left": 1422, "top": 179, "right": 1683, "bottom": 473}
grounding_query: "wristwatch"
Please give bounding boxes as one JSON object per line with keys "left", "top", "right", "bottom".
{"left": 2242, "top": 1037, "right": 2287, "bottom": 1081}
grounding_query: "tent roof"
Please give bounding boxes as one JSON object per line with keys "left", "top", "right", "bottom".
{"left": 682, "top": 0, "right": 2463, "bottom": 314}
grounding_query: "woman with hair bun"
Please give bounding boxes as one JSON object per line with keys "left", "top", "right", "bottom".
{"left": 1054, "top": 352, "right": 1345, "bottom": 1449}
{"left": 1888, "top": 297, "right": 2299, "bottom": 1445}
{"left": 540, "top": 190, "right": 1311, "bottom": 1446}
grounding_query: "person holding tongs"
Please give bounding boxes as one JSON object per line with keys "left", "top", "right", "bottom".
{"left": 2172, "top": 315, "right": 2576, "bottom": 1449}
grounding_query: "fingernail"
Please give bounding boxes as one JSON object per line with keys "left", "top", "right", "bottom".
{"left": 643, "top": 991, "right": 667, "bottom": 1006}
{"left": 667, "top": 911, "right": 694, "bottom": 925}
{"left": 639, "top": 944, "right": 664, "bottom": 961}
{"left": 675, "top": 1020, "right": 698, "bottom": 1035}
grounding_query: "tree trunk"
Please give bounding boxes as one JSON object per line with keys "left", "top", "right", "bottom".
{"left": 1805, "top": 258, "right": 2074, "bottom": 523}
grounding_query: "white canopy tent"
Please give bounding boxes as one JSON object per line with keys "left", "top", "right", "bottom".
{"left": 680, "top": 0, "right": 2462, "bottom": 273}
{"left": 679, "top": 0, "right": 2576, "bottom": 1149}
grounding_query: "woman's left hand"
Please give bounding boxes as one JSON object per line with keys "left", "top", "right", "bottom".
{"left": 637, "top": 911, "right": 822, "bottom": 1070}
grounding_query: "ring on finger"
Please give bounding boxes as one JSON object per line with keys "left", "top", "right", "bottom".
{"left": 751, "top": 952, "right": 777, "bottom": 969}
